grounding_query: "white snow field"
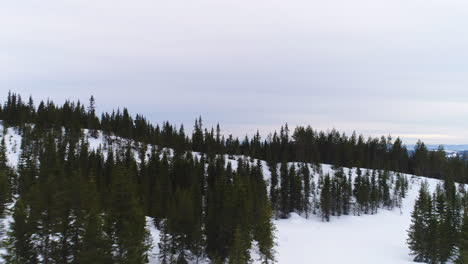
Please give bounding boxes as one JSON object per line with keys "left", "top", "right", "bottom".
{"left": 0, "top": 124, "right": 452, "bottom": 263}
{"left": 274, "top": 172, "right": 439, "bottom": 264}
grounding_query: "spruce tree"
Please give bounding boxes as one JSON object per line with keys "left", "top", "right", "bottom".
{"left": 320, "top": 174, "right": 331, "bottom": 222}
{"left": 0, "top": 169, "right": 9, "bottom": 219}
{"left": 407, "top": 182, "right": 433, "bottom": 262}
{"left": 369, "top": 170, "right": 378, "bottom": 214}
{"left": 269, "top": 163, "right": 279, "bottom": 217}
{"left": 279, "top": 161, "right": 290, "bottom": 218}
{"left": 302, "top": 164, "right": 311, "bottom": 218}
{"left": 158, "top": 219, "right": 172, "bottom": 264}
{"left": 0, "top": 136, "right": 8, "bottom": 169}
{"left": 77, "top": 176, "right": 113, "bottom": 264}
{"left": 87, "top": 96, "right": 99, "bottom": 138}
{"left": 256, "top": 202, "right": 276, "bottom": 264}
{"left": 228, "top": 227, "right": 249, "bottom": 264}
{"left": 107, "top": 164, "right": 150, "bottom": 264}
{"left": 2, "top": 199, "right": 37, "bottom": 264}
{"left": 353, "top": 167, "right": 363, "bottom": 215}
{"left": 457, "top": 209, "right": 468, "bottom": 264}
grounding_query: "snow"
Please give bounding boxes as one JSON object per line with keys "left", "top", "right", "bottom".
{"left": 0, "top": 123, "right": 459, "bottom": 263}
{"left": 0, "top": 125, "right": 22, "bottom": 168}
{"left": 146, "top": 217, "right": 161, "bottom": 264}
{"left": 274, "top": 172, "right": 441, "bottom": 264}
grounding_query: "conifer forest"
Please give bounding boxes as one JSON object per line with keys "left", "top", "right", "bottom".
{"left": 1, "top": 92, "right": 468, "bottom": 264}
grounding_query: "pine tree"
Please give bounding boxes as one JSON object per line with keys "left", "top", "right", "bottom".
{"left": 320, "top": 174, "right": 331, "bottom": 222}
{"left": 369, "top": 170, "right": 378, "bottom": 214}
{"left": 158, "top": 219, "right": 172, "bottom": 264}
{"left": 361, "top": 170, "right": 371, "bottom": 214}
{"left": 279, "top": 161, "right": 290, "bottom": 218}
{"left": 343, "top": 169, "right": 352, "bottom": 215}
{"left": 228, "top": 227, "right": 249, "bottom": 264}
{"left": 457, "top": 209, "right": 468, "bottom": 264}
{"left": 78, "top": 206, "right": 113, "bottom": 264}
{"left": 87, "top": 96, "right": 99, "bottom": 138}
{"left": 107, "top": 164, "right": 150, "bottom": 264}
{"left": 289, "top": 164, "right": 302, "bottom": 213}
{"left": 407, "top": 182, "right": 433, "bottom": 263}
{"left": 77, "top": 177, "right": 113, "bottom": 264}
{"left": 255, "top": 202, "right": 276, "bottom": 264}
{"left": 0, "top": 169, "right": 9, "bottom": 219}
{"left": 2, "top": 199, "right": 37, "bottom": 264}
{"left": 353, "top": 167, "right": 363, "bottom": 215}
{"left": 0, "top": 136, "right": 8, "bottom": 169}
{"left": 269, "top": 163, "right": 279, "bottom": 217}
{"left": 445, "top": 176, "right": 462, "bottom": 245}
{"left": 302, "top": 165, "right": 311, "bottom": 218}
{"left": 434, "top": 184, "right": 451, "bottom": 262}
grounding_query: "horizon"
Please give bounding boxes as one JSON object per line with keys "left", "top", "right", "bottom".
{"left": 3, "top": 91, "right": 468, "bottom": 148}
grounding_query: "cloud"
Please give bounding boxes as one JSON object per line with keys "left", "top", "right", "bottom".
{"left": 1, "top": 0, "right": 468, "bottom": 144}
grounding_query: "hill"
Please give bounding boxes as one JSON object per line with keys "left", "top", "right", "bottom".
{"left": 1, "top": 93, "right": 467, "bottom": 263}
{"left": 0, "top": 123, "right": 464, "bottom": 264}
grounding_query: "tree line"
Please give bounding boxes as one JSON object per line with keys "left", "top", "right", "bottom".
{"left": 1, "top": 92, "right": 467, "bottom": 183}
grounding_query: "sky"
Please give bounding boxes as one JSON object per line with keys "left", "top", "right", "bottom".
{"left": 1, "top": 0, "right": 468, "bottom": 144}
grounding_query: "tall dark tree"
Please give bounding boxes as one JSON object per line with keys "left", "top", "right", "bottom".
{"left": 457, "top": 209, "right": 468, "bottom": 264}
{"left": 228, "top": 227, "right": 249, "bottom": 264}
{"left": 107, "top": 164, "right": 150, "bottom": 264}
{"left": 320, "top": 174, "right": 331, "bottom": 222}
{"left": 87, "top": 96, "right": 99, "bottom": 138}
{"left": 407, "top": 182, "right": 434, "bottom": 263}
{"left": 255, "top": 202, "right": 276, "bottom": 264}
{"left": 2, "top": 199, "right": 37, "bottom": 264}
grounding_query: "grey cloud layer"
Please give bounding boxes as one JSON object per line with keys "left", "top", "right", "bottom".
{"left": 1, "top": 0, "right": 468, "bottom": 144}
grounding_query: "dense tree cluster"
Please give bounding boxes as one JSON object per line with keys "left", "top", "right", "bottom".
{"left": 279, "top": 166, "right": 408, "bottom": 222}
{"left": 1, "top": 92, "right": 467, "bottom": 184}
{"left": 407, "top": 179, "right": 468, "bottom": 263}
{"left": 0, "top": 122, "right": 275, "bottom": 263}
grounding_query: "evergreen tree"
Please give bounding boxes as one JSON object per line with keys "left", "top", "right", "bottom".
{"left": 0, "top": 136, "right": 8, "bottom": 169}
{"left": 353, "top": 167, "right": 363, "bottom": 215}
{"left": 320, "top": 174, "right": 331, "bottom": 222}
{"left": 369, "top": 170, "right": 378, "bottom": 214}
{"left": 228, "top": 227, "right": 249, "bottom": 264}
{"left": 0, "top": 169, "right": 9, "bottom": 219}
{"left": 77, "top": 177, "right": 113, "bottom": 264}
{"left": 279, "top": 161, "right": 290, "bottom": 218}
{"left": 457, "top": 209, "right": 468, "bottom": 264}
{"left": 107, "top": 164, "right": 150, "bottom": 264}
{"left": 269, "top": 163, "right": 279, "bottom": 217}
{"left": 289, "top": 164, "right": 302, "bottom": 213}
{"left": 407, "top": 182, "right": 433, "bottom": 263}
{"left": 158, "top": 220, "right": 172, "bottom": 264}
{"left": 87, "top": 96, "right": 99, "bottom": 138}
{"left": 302, "top": 165, "right": 311, "bottom": 218}
{"left": 2, "top": 199, "right": 37, "bottom": 264}
{"left": 255, "top": 202, "right": 276, "bottom": 264}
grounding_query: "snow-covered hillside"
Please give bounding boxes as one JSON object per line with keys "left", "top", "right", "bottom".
{"left": 0, "top": 125, "right": 454, "bottom": 263}
{"left": 274, "top": 166, "right": 440, "bottom": 264}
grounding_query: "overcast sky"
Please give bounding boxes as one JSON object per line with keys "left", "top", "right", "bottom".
{"left": 1, "top": 0, "right": 468, "bottom": 144}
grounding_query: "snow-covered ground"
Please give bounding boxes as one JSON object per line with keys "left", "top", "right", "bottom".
{"left": 274, "top": 169, "right": 438, "bottom": 264}
{"left": 0, "top": 124, "right": 452, "bottom": 263}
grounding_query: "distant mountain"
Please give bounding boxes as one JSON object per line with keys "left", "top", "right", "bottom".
{"left": 406, "top": 144, "right": 468, "bottom": 151}
{"left": 406, "top": 144, "right": 468, "bottom": 157}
